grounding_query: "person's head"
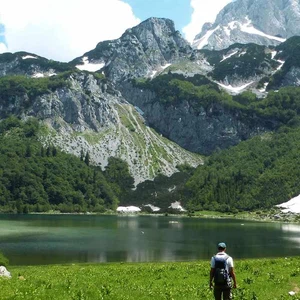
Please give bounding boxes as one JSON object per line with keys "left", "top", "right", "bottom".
{"left": 217, "top": 242, "right": 226, "bottom": 252}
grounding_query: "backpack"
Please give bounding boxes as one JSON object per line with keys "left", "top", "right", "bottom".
{"left": 213, "top": 255, "right": 231, "bottom": 287}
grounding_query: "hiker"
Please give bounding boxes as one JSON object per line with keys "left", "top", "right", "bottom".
{"left": 209, "top": 242, "right": 237, "bottom": 300}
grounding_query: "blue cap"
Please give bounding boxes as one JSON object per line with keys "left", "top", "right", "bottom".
{"left": 218, "top": 242, "right": 226, "bottom": 249}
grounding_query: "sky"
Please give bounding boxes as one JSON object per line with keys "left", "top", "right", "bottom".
{"left": 0, "top": 0, "right": 232, "bottom": 62}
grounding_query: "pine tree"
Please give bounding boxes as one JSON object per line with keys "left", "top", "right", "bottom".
{"left": 84, "top": 151, "right": 90, "bottom": 166}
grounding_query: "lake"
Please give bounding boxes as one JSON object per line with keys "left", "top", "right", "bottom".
{"left": 0, "top": 214, "right": 299, "bottom": 265}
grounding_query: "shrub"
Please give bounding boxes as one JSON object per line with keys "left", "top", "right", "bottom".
{"left": 0, "top": 251, "right": 9, "bottom": 266}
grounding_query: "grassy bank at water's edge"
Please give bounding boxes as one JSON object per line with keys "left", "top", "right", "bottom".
{"left": 1, "top": 257, "right": 300, "bottom": 299}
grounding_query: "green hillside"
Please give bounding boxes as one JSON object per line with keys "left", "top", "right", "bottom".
{"left": 182, "top": 126, "right": 300, "bottom": 212}
{"left": 0, "top": 116, "right": 133, "bottom": 213}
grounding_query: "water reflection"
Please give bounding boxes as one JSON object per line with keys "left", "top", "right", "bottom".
{"left": 281, "top": 224, "right": 300, "bottom": 232}
{"left": 280, "top": 224, "right": 300, "bottom": 248}
{"left": 0, "top": 215, "right": 300, "bottom": 265}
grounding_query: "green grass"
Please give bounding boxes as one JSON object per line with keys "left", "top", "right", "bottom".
{"left": 1, "top": 257, "right": 300, "bottom": 299}
{"left": 190, "top": 210, "right": 300, "bottom": 223}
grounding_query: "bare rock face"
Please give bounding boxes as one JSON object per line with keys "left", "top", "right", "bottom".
{"left": 72, "top": 17, "right": 193, "bottom": 82}
{"left": 119, "top": 82, "right": 273, "bottom": 155}
{"left": 193, "top": 0, "right": 300, "bottom": 50}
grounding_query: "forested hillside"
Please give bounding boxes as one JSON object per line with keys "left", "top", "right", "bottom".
{"left": 0, "top": 116, "right": 133, "bottom": 213}
{"left": 134, "top": 74, "right": 300, "bottom": 129}
{"left": 181, "top": 126, "right": 300, "bottom": 212}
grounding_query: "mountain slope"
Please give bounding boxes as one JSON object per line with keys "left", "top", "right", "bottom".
{"left": 71, "top": 17, "right": 192, "bottom": 83}
{"left": 0, "top": 52, "right": 73, "bottom": 77}
{"left": 0, "top": 71, "right": 202, "bottom": 185}
{"left": 2, "top": 17, "right": 300, "bottom": 181}
{"left": 0, "top": 117, "right": 120, "bottom": 213}
{"left": 183, "top": 127, "right": 300, "bottom": 212}
{"left": 193, "top": 0, "right": 300, "bottom": 50}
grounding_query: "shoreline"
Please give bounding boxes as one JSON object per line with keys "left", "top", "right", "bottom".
{"left": 1, "top": 208, "right": 299, "bottom": 223}
{"left": 7, "top": 254, "right": 300, "bottom": 268}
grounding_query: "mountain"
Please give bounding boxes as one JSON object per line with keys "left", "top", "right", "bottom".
{"left": 3, "top": 16, "right": 300, "bottom": 212}
{"left": 193, "top": 0, "right": 300, "bottom": 50}
{"left": 2, "top": 18, "right": 300, "bottom": 158}
{"left": 69, "top": 17, "right": 300, "bottom": 96}
{"left": 0, "top": 52, "right": 73, "bottom": 77}
{"left": 71, "top": 17, "right": 192, "bottom": 83}
{"left": 0, "top": 18, "right": 204, "bottom": 185}
{"left": 0, "top": 69, "right": 202, "bottom": 185}
{"left": 117, "top": 37, "right": 300, "bottom": 155}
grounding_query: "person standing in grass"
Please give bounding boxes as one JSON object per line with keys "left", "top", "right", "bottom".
{"left": 209, "top": 242, "right": 237, "bottom": 300}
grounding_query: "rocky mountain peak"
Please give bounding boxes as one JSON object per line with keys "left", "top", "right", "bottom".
{"left": 193, "top": 0, "right": 300, "bottom": 50}
{"left": 72, "top": 17, "right": 192, "bottom": 83}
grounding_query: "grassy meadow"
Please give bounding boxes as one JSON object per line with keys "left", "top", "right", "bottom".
{"left": 1, "top": 257, "right": 300, "bottom": 299}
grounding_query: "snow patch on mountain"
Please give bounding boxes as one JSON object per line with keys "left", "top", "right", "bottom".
{"left": 32, "top": 73, "right": 44, "bottom": 78}
{"left": 220, "top": 50, "right": 238, "bottom": 62}
{"left": 32, "top": 71, "right": 57, "bottom": 78}
{"left": 238, "top": 17, "right": 286, "bottom": 43}
{"left": 276, "top": 60, "right": 285, "bottom": 71}
{"left": 259, "top": 82, "right": 269, "bottom": 93}
{"left": 193, "top": 18, "right": 286, "bottom": 50}
{"left": 276, "top": 194, "right": 300, "bottom": 213}
{"left": 169, "top": 201, "right": 186, "bottom": 212}
{"left": 193, "top": 26, "right": 220, "bottom": 49}
{"left": 144, "top": 204, "right": 161, "bottom": 212}
{"left": 117, "top": 206, "right": 141, "bottom": 213}
{"left": 192, "top": 0, "right": 299, "bottom": 50}
{"left": 150, "top": 70, "right": 157, "bottom": 78}
{"left": 22, "top": 55, "right": 38, "bottom": 60}
{"left": 162, "top": 63, "right": 172, "bottom": 70}
{"left": 150, "top": 63, "right": 172, "bottom": 78}
{"left": 216, "top": 81, "right": 254, "bottom": 94}
{"left": 76, "top": 57, "right": 105, "bottom": 72}
{"left": 271, "top": 51, "right": 277, "bottom": 59}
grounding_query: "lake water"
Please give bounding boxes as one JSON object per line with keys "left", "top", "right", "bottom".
{"left": 0, "top": 214, "right": 299, "bottom": 265}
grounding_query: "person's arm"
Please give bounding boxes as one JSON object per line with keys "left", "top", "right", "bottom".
{"left": 209, "top": 268, "right": 215, "bottom": 289}
{"left": 229, "top": 267, "right": 237, "bottom": 288}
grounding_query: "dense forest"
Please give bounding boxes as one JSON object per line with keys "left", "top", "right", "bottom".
{"left": 0, "top": 116, "right": 133, "bottom": 213}
{"left": 181, "top": 126, "right": 300, "bottom": 212}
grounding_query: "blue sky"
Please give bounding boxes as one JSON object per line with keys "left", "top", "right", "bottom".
{"left": 123, "top": 0, "right": 193, "bottom": 33}
{"left": 0, "top": 0, "right": 232, "bottom": 62}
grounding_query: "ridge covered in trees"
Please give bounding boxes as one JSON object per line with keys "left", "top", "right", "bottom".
{"left": 181, "top": 126, "right": 300, "bottom": 212}
{"left": 0, "top": 116, "right": 134, "bottom": 213}
{"left": 134, "top": 74, "right": 300, "bottom": 131}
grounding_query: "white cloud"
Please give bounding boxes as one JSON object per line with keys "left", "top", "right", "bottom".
{"left": 183, "top": 0, "right": 233, "bottom": 43}
{"left": 0, "top": 0, "right": 140, "bottom": 62}
{"left": 0, "top": 43, "right": 7, "bottom": 53}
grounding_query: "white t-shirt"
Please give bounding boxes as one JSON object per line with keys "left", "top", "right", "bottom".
{"left": 210, "top": 252, "right": 234, "bottom": 269}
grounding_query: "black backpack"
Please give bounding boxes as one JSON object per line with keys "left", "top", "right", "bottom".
{"left": 213, "top": 255, "right": 231, "bottom": 287}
